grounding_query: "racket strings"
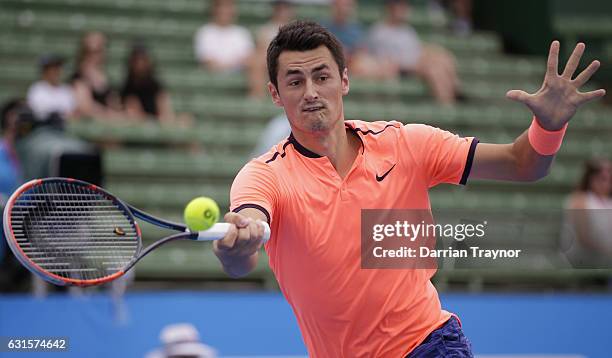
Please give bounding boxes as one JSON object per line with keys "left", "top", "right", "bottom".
{"left": 9, "top": 181, "right": 139, "bottom": 281}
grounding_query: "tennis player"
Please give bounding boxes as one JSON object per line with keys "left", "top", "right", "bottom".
{"left": 214, "top": 21, "right": 605, "bottom": 357}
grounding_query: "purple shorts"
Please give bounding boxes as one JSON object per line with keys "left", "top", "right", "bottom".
{"left": 405, "top": 317, "right": 473, "bottom": 357}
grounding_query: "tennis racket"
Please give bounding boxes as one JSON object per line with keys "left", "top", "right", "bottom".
{"left": 2, "top": 177, "right": 270, "bottom": 286}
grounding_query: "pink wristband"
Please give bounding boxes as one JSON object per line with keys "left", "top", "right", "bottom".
{"left": 527, "top": 117, "right": 567, "bottom": 155}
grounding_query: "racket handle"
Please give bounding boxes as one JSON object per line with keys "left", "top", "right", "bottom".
{"left": 196, "top": 221, "right": 271, "bottom": 242}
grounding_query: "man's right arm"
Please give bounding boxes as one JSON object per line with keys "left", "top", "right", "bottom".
{"left": 213, "top": 207, "right": 268, "bottom": 278}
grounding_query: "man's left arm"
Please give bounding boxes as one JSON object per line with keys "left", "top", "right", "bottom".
{"left": 471, "top": 41, "right": 606, "bottom": 182}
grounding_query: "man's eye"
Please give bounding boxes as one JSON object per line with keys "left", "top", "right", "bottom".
{"left": 289, "top": 81, "right": 300, "bottom": 86}
{"left": 319, "top": 76, "right": 328, "bottom": 81}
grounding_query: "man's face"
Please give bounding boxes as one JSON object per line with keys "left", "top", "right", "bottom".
{"left": 268, "top": 45, "right": 349, "bottom": 134}
{"left": 274, "top": 3, "right": 294, "bottom": 24}
{"left": 388, "top": 2, "right": 409, "bottom": 23}
{"left": 43, "top": 65, "right": 63, "bottom": 86}
{"left": 332, "top": 0, "right": 355, "bottom": 23}
{"left": 84, "top": 32, "right": 107, "bottom": 64}
{"left": 591, "top": 161, "right": 612, "bottom": 196}
{"left": 213, "top": 0, "right": 236, "bottom": 26}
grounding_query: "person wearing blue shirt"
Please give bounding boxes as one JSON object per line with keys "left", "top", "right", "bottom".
{"left": 321, "top": 0, "right": 397, "bottom": 79}
{"left": 0, "top": 99, "right": 24, "bottom": 264}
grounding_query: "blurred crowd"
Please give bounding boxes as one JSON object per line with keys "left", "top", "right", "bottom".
{"left": 26, "top": 31, "right": 191, "bottom": 125}
{"left": 0, "top": 0, "right": 475, "bottom": 279}
{"left": 200, "top": 0, "right": 468, "bottom": 105}
{"left": 0, "top": 20, "right": 194, "bottom": 296}
{"left": 0, "top": 0, "right": 473, "bottom": 190}
{"left": 1, "top": 0, "right": 610, "bottom": 296}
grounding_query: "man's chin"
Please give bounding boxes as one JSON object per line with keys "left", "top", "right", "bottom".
{"left": 307, "top": 116, "right": 332, "bottom": 132}
{"left": 291, "top": 111, "right": 340, "bottom": 134}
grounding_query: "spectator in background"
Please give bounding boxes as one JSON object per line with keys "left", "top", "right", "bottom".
{"left": 256, "top": 0, "right": 296, "bottom": 49}
{"left": 251, "top": 113, "right": 290, "bottom": 157}
{"left": 0, "top": 100, "right": 23, "bottom": 237}
{"left": 145, "top": 323, "right": 217, "bottom": 358}
{"left": 72, "top": 31, "right": 124, "bottom": 120}
{"left": 17, "top": 50, "right": 102, "bottom": 183}
{"left": 429, "top": 0, "right": 473, "bottom": 36}
{"left": 121, "top": 43, "right": 191, "bottom": 125}
{"left": 0, "top": 99, "right": 29, "bottom": 292}
{"left": 322, "top": 0, "right": 396, "bottom": 79}
{"left": 447, "top": 0, "right": 473, "bottom": 36}
{"left": 194, "top": 0, "right": 254, "bottom": 72}
{"left": 248, "top": 0, "right": 296, "bottom": 98}
{"left": 562, "top": 158, "right": 612, "bottom": 267}
{"left": 368, "top": 0, "right": 462, "bottom": 105}
{"left": 0, "top": 99, "right": 23, "bottom": 200}
{"left": 323, "top": 0, "right": 363, "bottom": 56}
{"left": 27, "top": 55, "right": 77, "bottom": 124}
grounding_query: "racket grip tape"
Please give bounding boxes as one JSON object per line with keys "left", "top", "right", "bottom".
{"left": 196, "top": 221, "right": 271, "bottom": 242}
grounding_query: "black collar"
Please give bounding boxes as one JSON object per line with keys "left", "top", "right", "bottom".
{"left": 287, "top": 133, "right": 322, "bottom": 158}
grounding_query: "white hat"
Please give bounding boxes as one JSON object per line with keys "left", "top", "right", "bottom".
{"left": 165, "top": 341, "right": 217, "bottom": 358}
{"left": 160, "top": 323, "right": 201, "bottom": 345}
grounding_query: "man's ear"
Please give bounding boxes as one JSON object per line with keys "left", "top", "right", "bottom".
{"left": 341, "top": 68, "right": 350, "bottom": 96}
{"left": 268, "top": 82, "right": 283, "bottom": 107}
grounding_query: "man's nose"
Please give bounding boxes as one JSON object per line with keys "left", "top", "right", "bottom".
{"left": 304, "top": 79, "right": 319, "bottom": 101}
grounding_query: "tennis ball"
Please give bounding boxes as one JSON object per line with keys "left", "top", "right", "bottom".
{"left": 184, "top": 197, "right": 220, "bottom": 232}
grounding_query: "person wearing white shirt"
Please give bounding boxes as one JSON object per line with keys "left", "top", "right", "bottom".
{"left": 27, "top": 55, "right": 77, "bottom": 122}
{"left": 194, "top": 0, "right": 254, "bottom": 72}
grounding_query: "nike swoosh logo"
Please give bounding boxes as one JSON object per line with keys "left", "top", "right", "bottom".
{"left": 376, "top": 163, "right": 396, "bottom": 182}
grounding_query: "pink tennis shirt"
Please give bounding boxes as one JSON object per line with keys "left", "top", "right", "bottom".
{"left": 230, "top": 120, "right": 479, "bottom": 357}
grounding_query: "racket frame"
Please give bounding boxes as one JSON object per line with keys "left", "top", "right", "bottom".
{"left": 3, "top": 177, "right": 268, "bottom": 287}
{"left": 3, "top": 178, "right": 185, "bottom": 286}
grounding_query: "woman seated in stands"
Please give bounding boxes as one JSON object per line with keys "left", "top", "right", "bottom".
{"left": 563, "top": 158, "right": 612, "bottom": 267}
{"left": 71, "top": 31, "right": 124, "bottom": 120}
{"left": 248, "top": 0, "right": 296, "bottom": 99}
{"left": 121, "top": 43, "right": 191, "bottom": 125}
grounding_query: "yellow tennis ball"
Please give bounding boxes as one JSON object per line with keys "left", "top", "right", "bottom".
{"left": 184, "top": 197, "right": 220, "bottom": 232}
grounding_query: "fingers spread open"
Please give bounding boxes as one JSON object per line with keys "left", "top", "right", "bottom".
{"left": 576, "top": 89, "right": 606, "bottom": 106}
{"left": 506, "top": 90, "right": 532, "bottom": 105}
{"left": 547, "top": 40, "right": 560, "bottom": 77}
{"left": 562, "top": 42, "right": 585, "bottom": 79}
{"left": 573, "top": 60, "right": 600, "bottom": 88}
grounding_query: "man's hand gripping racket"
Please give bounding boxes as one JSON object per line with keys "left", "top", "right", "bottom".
{"left": 1, "top": 178, "right": 270, "bottom": 286}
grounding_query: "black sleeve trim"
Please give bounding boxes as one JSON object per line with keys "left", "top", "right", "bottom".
{"left": 232, "top": 204, "right": 271, "bottom": 224}
{"left": 459, "top": 138, "right": 479, "bottom": 185}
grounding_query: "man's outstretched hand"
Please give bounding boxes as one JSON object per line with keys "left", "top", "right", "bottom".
{"left": 506, "top": 41, "right": 606, "bottom": 131}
